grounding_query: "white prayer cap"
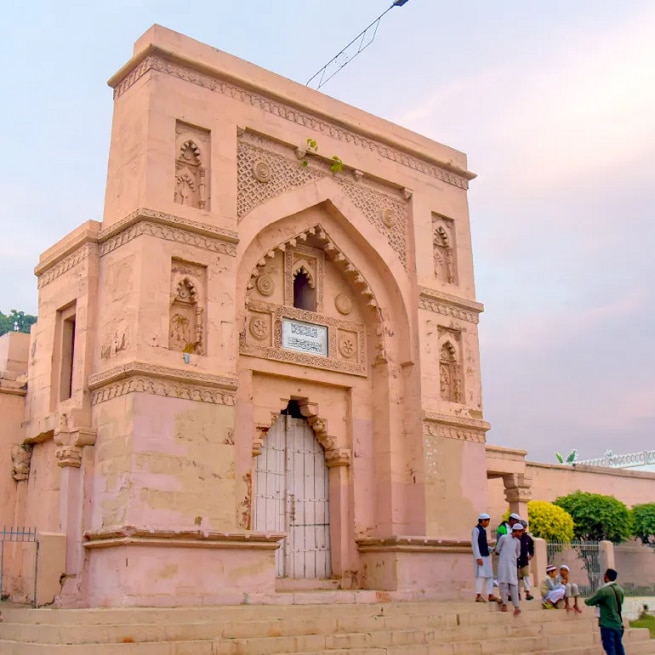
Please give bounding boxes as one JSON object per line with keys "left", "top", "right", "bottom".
{"left": 546, "top": 565, "right": 557, "bottom": 573}
{"left": 559, "top": 565, "right": 570, "bottom": 571}
{"left": 511, "top": 523, "right": 524, "bottom": 531}
{"left": 478, "top": 513, "right": 491, "bottom": 520}
{"left": 509, "top": 513, "right": 521, "bottom": 521}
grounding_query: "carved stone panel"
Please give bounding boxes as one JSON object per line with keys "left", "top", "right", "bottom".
{"left": 175, "top": 121, "right": 210, "bottom": 210}
{"left": 237, "top": 131, "right": 409, "bottom": 270}
{"left": 438, "top": 326, "right": 463, "bottom": 403}
{"left": 432, "top": 213, "right": 457, "bottom": 285}
{"left": 169, "top": 259, "right": 207, "bottom": 355}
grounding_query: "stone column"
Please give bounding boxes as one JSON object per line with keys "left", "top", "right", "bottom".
{"left": 599, "top": 540, "right": 615, "bottom": 573}
{"left": 502, "top": 473, "right": 532, "bottom": 519}
{"left": 531, "top": 537, "right": 548, "bottom": 590}
{"left": 54, "top": 420, "right": 96, "bottom": 576}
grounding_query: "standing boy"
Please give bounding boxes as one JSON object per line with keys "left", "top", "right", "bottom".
{"left": 496, "top": 521, "right": 523, "bottom": 615}
{"left": 472, "top": 512, "right": 496, "bottom": 602}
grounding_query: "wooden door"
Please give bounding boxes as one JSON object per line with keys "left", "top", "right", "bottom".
{"left": 254, "top": 414, "right": 331, "bottom": 578}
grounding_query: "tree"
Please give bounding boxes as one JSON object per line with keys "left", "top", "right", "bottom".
{"left": 526, "top": 500, "right": 574, "bottom": 542}
{"left": 631, "top": 503, "right": 655, "bottom": 545}
{"left": 0, "top": 309, "right": 37, "bottom": 336}
{"left": 554, "top": 491, "right": 632, "bottom": 543}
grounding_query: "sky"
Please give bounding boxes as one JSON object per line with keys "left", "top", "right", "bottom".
{"left": 1, "top": 1, "right": 654, "bottom": 464}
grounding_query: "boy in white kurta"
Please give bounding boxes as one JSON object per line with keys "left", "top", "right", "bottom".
{"left": 495, "top": 521, "right": 523, "bottom": 615}
{"left": 472, "top": 513, "right": 496, "bottom": 602}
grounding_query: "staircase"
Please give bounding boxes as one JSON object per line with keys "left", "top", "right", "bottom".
{"left": 0, "top": 594, "right": 653, "bottom": 654}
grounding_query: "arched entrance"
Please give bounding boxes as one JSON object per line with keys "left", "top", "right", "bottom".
{"left": 254, "top": 400, "right": 331, "bottom": 579}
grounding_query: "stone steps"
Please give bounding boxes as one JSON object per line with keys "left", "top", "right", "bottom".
{"left": 0, "top": 599, "right": 653, "bottom": 654}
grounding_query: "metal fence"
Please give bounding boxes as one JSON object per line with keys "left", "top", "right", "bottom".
{"left": 0, "top": 527, "right": 37, "bottom": 605}
{"left": 546, "top": 540, "right": 601, "bottom": 596}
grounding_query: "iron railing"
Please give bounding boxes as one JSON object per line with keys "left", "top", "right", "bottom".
{"left": 0, "top": 527, "right": 37, "bottom": 605}
{"left": 546, "top": 540, "right": 601, "bottom": 596}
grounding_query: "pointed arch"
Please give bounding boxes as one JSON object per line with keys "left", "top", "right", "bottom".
{"left": 237, "top": 176, "right": 414, "bottom": 365}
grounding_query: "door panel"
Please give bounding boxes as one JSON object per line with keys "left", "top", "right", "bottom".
{"left": 254, "top": 415, "right": 331, "bottom": 578}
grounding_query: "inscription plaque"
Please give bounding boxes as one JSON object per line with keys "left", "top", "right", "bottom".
{"left": 281, "top": 319, "right": 328, "bottom": 356}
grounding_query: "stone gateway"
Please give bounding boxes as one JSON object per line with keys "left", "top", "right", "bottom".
{"left": 0, "top": 25, "right": 491, "bottom": 607}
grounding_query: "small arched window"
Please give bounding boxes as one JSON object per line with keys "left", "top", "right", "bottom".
{"left": 293, "top": 269, "right": 317, "bottom": 311}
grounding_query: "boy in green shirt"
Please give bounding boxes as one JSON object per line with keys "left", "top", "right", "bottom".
{"left": 584, "top": 568, "right": 625, "bottom": 655}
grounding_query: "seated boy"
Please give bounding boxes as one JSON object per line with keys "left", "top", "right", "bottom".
{"left": 540, "top": 565, "right": 566, "bottom": 608}
{"left": 559, "top": 564, "right": 583, "bottom": 613}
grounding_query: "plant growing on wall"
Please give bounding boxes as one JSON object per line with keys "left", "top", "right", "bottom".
{"left": 631, "top": 503, "right": 655, "bottom": 545}
{"left": 526, "top": 500, "right": 575, "bottom": 543}
{"left": 300, "top": 138, "right": 344, "bottom": 173}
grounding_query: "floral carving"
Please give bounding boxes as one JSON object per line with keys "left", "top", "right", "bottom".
{"left": 249, "top": 316, "right": 269, "bottom": 341}
{"left": 252, "top": 160, "right": 272, "bottom": 183}
{"left": 339, "top": 335, "right": 356, "bottom": 359}
{"left": 255, "top": 274, "right": 275, "bottom": 297}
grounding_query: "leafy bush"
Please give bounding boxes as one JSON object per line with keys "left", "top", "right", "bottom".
{"left": 631, "top": 503, "right": 655, "bottom": 545}
{"left": 554, "top": 491, "right": 631, "bottom": 543}
{"left": 526, "top": 500, "right": 574, "bottom": 542}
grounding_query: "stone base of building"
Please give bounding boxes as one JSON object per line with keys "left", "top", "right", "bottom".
{"left": 72, "top": 527, "right": 284, "bottom": 608}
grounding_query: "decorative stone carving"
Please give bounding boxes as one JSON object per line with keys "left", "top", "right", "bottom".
{"left": 422, "top": 413, "right": 489, "bottom": 444}
{"left": 418, "top": 287, "right": 482, "bottom": 325}
{"left": 252, "top": 160, "right": 272, "bottom": 183}
{"left": 98, "top": 209, "right": 238, "bottom": 259}
{"left": 54, "top": 415, "right": 97, "bottom": 469}
{"left": 255, "top": 273, "right": 275, "bottom": 297}
{"left": 11, "top": 444, "right": 33, "bottom": 481}
{"left": 169, "top": 259, "right": 206, "bottom": 355}
{"left": 175, "top": 122, "right": 210, "bottom": 210}
{"left": 241, "top": 301, "right": 367, "bottom": 376}
{"left": 381, "top": 208, "right": 396, "bottom": 228}
{"left": 503, "top": 473, "right": 532, "bottom": 504}
{"left": 338, "top": 334, "right": 357, "bottom": 359}
{"left": 236, "top": 132, "right": 409, "bottom": 269}
{"left": 438, "top": 328, "right": 463, "bottom": 403}
{"left": 88, "top": 362, "right": 237, "bottom": 406}
{"left": 113, "top": 56, "right": 473, "bottom": 190}
{"left": 432, "top": 214, "right": 457, "bottom": 284}
{"left": 248, "top": 316, "right": 269, "bottom": 341}
{"left": 334, "top": 293, "right": 352, "bottom": 315}
{"left": 297, "top": 399, "right": 351, "bottom": 468}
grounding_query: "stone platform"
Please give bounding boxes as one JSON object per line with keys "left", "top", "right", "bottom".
{"left": 0, "top": 594, "right": 653, "bottom": 654}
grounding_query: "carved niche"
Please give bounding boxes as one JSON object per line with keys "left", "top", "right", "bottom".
{"left": 432, "top": 214, "right": 457, "bottom": 284}
{"left": 169, "top": 259, "right": 207, "bottom": 355}
{"left": 174, "top": 121, "right": 210, "bottom": 210}
{"left": 438, "top": 327, "right": 463, "bottom": 403}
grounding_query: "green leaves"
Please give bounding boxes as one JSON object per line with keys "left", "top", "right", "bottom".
{"left": 526, "top": 500, "right": 574, "bottom": 542}
{"left": 554, "top": 491, "right": 632, "bottom": 543}
{"left": 0, "top": 309, "right": 37, "bottom": 336}
{"left": 631, "top": 503, "right": 655, "bottom": 545}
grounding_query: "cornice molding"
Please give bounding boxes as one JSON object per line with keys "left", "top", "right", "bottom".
{"left": 357, "top": 536, "right": 470, "bottom": 554}
{"left": 423, "top": 412, "right": 490, "bottom": 444}
{"left": 84, "top": 526, "right": 284, "bottom": 550}
{"left": 111, "top": 51, "right": 474, "bottom": 191}
{"left": 89, "top": 361, "right": 238, "bottom": 406}
{"left": 99, "top": 208, "right": 238, "bottom": 257}
{"left": 36, "top": 242, "right": 95, "bottom": 289}
{"left": 418, "top": 286, "right": 484, "bottom": 324}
